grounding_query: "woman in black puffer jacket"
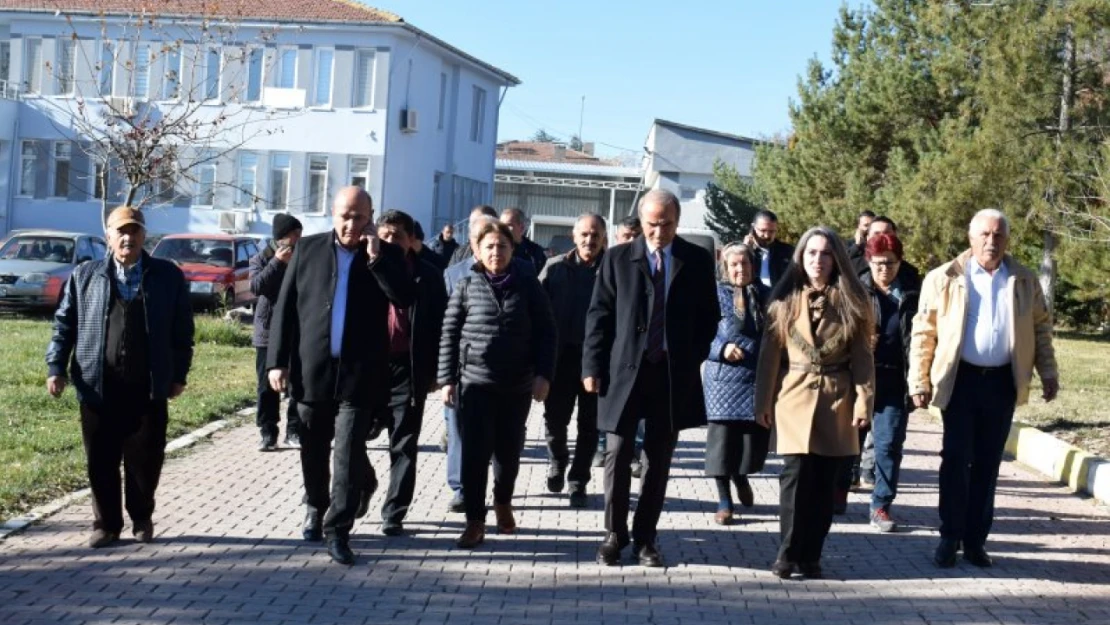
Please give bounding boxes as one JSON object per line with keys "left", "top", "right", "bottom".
{"left": 438, "top": 219, "right": 557, "bottom": 549}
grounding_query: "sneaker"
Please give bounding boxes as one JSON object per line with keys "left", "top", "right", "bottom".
{"left": 858, "top": 474, "right": 875, "bottom": 491}
{"left": 283, "top": 432, "right": 301, "bottom": 449}
{"left": 592, "top": 450, "right": 605, "bottom": 468}
{"left": 568, "top": 487, "right": 588, "bottom": 509}
{"left": 438, "top": 431, "right": 449, "bottom": 452}
{"left": 258, "top": 430, "right": 278, "bottom": 452}
{"left": 448, "top": 492, "right": 466, "bottom": 513}
{"left": 870, "top": 507, "right": 897, "bottom": 533}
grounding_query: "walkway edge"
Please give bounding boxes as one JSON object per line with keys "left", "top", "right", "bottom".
{"left": 1006, "top": 421, "right": 1109, "bottom": 505}
{"left": 0, "top": 406, "right": 256, "bottom": 540}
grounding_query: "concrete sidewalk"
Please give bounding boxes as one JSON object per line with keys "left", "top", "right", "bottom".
{"left": 1, "top": 402, "right": 1109, "bottom": 625}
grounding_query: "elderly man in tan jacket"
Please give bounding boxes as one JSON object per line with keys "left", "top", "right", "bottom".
{"left": 909, "top": 208, "right": 1059, "bottom": 570}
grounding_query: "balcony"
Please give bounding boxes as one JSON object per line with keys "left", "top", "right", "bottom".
{"left": 0, "top": 79, "right": 20, "bottom": 101}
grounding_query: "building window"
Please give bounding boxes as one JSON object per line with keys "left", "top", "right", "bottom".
{"left": 0, "top": 42, "right": 10, "bottom": 84}
{"left": 19, "top": 140, "right": 37, "bottom": 196}
{"left": 312, "top": 48, "right": 333, "bottom": 107}
{"left": 153, "top": 166, "right": 176, "bottom": 203}
{"left": 245, "top": 48, "right": 262, "bottom": 103}
{"left": 196, "top": 161, "right": 216, "bottom": 206}
{"left": 237, "top": 152, "right": 258, "bottom": 206}
{"left": 132, "top": 43, "right": 150, "bottom": 98}
{"left": 23, "top": 38, "right": 42, "bottom": 94}
{"left": 52, "top": 142, "right": 71, "bottom": 197}
{"left": 204, "top": 48, "right": 221, "bottom": 101}
{"left": 276, "top": 48, "right": 296, "bottom": 89}
{"left": 269, "top": 153, "right": 290, "bottom": 211}
{"left": 56, "top": 39, "right": 76, "bottom": 96}
{"left": 162, "top": 47, "right": 181, "bottom": 100}
{"left": 98, "top": 41, "right": 114, "bottom": 97}
{"left": 437, "top": 72, "right": 447, "bottom": 130}
{"left": 307, "top": 155, "right": 328, "bottom": 213}
{"left": 353, "top": 49, "right": 375, "bottom": 107}
{"left": 470, "top": 86, "right": 486, "bottom": 143}
{"left": 349, "top": 156, "right": 369, "bottom": 188}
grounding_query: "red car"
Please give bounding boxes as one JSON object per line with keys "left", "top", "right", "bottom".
{"left": 151, "top": 234, "right": 261, "bottom": 309}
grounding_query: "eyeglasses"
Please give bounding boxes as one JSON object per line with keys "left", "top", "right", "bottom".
{"left": 869, "top": 260, "right": 900, "bottom": 268}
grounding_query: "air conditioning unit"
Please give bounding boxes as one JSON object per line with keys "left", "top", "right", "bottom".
{"left": 401, "top": 108, "right": 418, "bottom": 133}
{"left": 234, "top": 211, "right": 249, "bottom": 232}
{"left": 217, "top": 210, "right": 237, "bottom": 233}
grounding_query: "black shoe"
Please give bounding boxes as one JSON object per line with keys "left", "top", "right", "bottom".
{"left": 771, "top": 559, "right": 796, "bottom": 579}
{"left": 568, "top": 487, "right": 588, "bottom": 509}
{"left": 633, "top": 542, "right": 664, "bottom": 568}
{"left": 259, "top": 430, "right": 278, "bottom": 452}
{"left": 933, "top": 538, "right": 960, "bottom": 568}
{"left": 381, "top": 522, "right": 404, "bottom": 537}
{"left": 596, "top": 532, "right": 629, "bottom": 566}
{"left": 366, "top": 420, "right": 386, "bottom": 442}
{"left": 355, "top": 475, "right": 379, "bottom": 519}
{"left": 734, "top": 475, "right": 754, "bottom": 508}
{"left": 963, "top": 546, "right": 993, "bottom": 568}
{"left": 546, "top": 463, "right": 566, "bottom": 493}
{"left": 326, "top": 537, "right": 355, "bottom": 565}
{"left": 448, "top": 492, "right": 466, "bottom": 513}
{"left": 798, "top": 561, "right": 823, "bottom": 579}
{"left": 302, "top": 510, "right": 322, "bottom": 542}
{"left": 283, "top": 432, "right": 301, "bottom": 449}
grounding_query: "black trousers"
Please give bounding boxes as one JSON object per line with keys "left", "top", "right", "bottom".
{"left": 297, "top": 400, "right": 374, "bottom": 540}
{"left": 80, "top": 399, "right": 168, "bottom": 534}
{"left": 458, "top": 384, "right": 531, "bottom": 523}
{"left": 255, "top": 347, "right": 301, "bottom": 436}
{"left": 543, "top": 345, "right": 598, "bottom": 488}
{"left": 778, "top": 454, "right": 842, "bottom": 564}
{"left": 603, "top": 357, "right": 678, "bottom": 545}
{"left": 374, "top": 358, "right": 424, "bottom": 525}
{"left": 939, "top": 362, "right": 1016, "bottom": 549}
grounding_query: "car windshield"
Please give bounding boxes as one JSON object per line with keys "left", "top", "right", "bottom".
{"left": 152, "top": 238, "right": 234, "bottom": 268}
{"left": 0, "top": 237, "right": 75, "bottom": 263}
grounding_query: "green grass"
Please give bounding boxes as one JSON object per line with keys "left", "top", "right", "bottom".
{"left": 1015, "top": 334, "right": 1110, "bottom": 458}
{"left": 0, "top": 315, "right": 256, "bottom": 521}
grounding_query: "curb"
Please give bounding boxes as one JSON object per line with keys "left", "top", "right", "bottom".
{"left": 0, "top": 406, "right": 256, "bottom": 540}
{"left": 1006, "top": 422, "right": 1109, "bottom": 505}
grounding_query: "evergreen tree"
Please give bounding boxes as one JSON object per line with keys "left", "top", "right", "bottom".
{"left": 704, "top": 161, "right": 767, "bottom": 243}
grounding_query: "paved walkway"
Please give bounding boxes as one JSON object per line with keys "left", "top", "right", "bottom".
{"left": 1, "top": 402, "right": 1109, "bottom": 625}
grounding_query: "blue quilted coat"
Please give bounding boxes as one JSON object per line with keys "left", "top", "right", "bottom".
{"left": 704, "top": 282, "right": 768, "bottom": 423}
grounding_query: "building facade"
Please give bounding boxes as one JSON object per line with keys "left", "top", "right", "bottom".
{"left": 0, "top": 0, "right": 518, "bottom": 238}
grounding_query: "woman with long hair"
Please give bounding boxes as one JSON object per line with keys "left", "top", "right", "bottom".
{"left": 703, "top": 243, "right": 771, "bottom": 525}
{"left": 755, "top": 226, "right": 875, "bottom": 579}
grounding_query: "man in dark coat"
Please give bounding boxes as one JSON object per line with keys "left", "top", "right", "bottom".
{"left": 539, "top": 213, "right": 606, "bottom": 508}
{"left": 412, "top": 220, "right": 448, "bottom": 271}
{"left": 428, "top": 223, "right": 459, "bottom": 262}
{"left": 583, "top": 190, "right": 719, "bottom": 568}
{"left": 267, "top": 186, "right": 414, "bottom": 565}
{"left": 46, "top": 206, "right": 194, "bottom": 549}
{"left": 249, "top": 213, "right": 303, "bottom": 450}
{"left": 501, "top": 207, "right": 548, "bottom": 274}
{"left": 372, "top": 210, "right": 448, "bottom": 536}
{"left": 746, "top": 209, "right": 793, "bottom": 289}
{"left": 846, "top": 210, "right": 875, "bottom": 272}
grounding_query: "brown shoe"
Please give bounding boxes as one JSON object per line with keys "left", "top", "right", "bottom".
{"left": 493, "top": 503, "right": 516, "bottom": 534}
{"left": 88, "top": 529, "right": 119, "bottom": 549}
{"left": 714, "top": 509, "right": 734, "bottom": 526}
{"left": 456, "top": 521, "right": 486, "bottom": 549}
{"left": 133, "top": 520, "right": 154, "bottom": 543}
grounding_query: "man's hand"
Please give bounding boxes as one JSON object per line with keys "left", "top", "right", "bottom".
{"left": 442, "top": 383, "right": 457, "bottom": 408}
{"left": 169, "top": 383, "right": 186, "bottom": 399}
{"left": 361, "top": 232, "right": 380, "bottom": 260}
{"left": 582, "top": 377, "right": 600, "bottom": 393}
{"left": 47, "top": 375, "right": 67, "bottom": 398}
{"left": 274, "top": 244, "right": 294, "bottom": 264}
{"left": 1042, "top": 377, "right": 1060, "bottom": 403}
{"left": 723, "top": 343, "right": 744, "bottom": 362}
{"left": 912, "top": 392, "right": 931, "bottom": 409}
{"left": 268, "top": 368, "right": 288, "bottom": 393}
{"left": 852, "top": 415, "right": 870, "bottom": 429}
{"left": 532, "top": 377, "right": 551, "bottom": 402}
{"left": 756, "top": 412, "right": 773, "bottom": 429}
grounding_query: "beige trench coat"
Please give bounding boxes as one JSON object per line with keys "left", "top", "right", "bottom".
{"left": 754, "top": 296, "right": 875, "bottom": 456}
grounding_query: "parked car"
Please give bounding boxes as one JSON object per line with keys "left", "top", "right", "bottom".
{"left": 0, "top": 230, "right": 107, "bottom": 311}
{"left": 151, "top": 234, "right": 261, "bottom": 309}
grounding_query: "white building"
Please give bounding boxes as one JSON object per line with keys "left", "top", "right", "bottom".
{"left": 643, "top": 118, "right": 760, "bottom": 246}
{"left": 0, "top": 0, "right": 519, "bottom": 238}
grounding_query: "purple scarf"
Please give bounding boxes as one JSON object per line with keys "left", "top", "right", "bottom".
{"left": 484, "top": 269, "right": 515, "bottom": 301}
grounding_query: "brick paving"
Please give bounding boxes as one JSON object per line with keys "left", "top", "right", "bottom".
{"left": 1, "top": 402, "right": 1109, "bottom": 625}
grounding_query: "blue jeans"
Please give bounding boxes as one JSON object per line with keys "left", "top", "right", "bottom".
{"left": 869, "top": 402, "right": 908, "bottom": 512}
{"left": 444, "top": 405, "right": 462, "bottom": 496}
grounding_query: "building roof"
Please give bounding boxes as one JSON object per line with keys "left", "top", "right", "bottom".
{"left": 496, "top": 159, "right": 642, "bottom": 179}
{"left": 0, "top": 0, "right": 521, "bottom": 85}
{"left": 495, "top": 141, "right": 603, "bottom": 164}
{"left": 652, "top": 119, "right": 762, "bottom": 145}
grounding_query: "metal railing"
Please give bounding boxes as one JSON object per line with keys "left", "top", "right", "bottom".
{"left": 0, "top": 79, "right": 21, "bottom": 101}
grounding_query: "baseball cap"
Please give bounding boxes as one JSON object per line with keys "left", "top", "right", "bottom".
{"left": 106, "top": 206, "right": 146, "bottom": 230}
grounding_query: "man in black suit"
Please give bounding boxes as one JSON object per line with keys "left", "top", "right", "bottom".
{"left": 583, "top": 189, "right": 719, "bottom": 568}
{"left": 372, "top": 210, "right": 448, "bottom": 536}
{"left": 746, "top": 209, "right": 793, "bottom": 289}
{"left": 267, "top": 186, "right": 414, "bottom": 565}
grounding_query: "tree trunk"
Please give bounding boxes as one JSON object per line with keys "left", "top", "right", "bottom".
{"left": 1042, "top": 19, "right": 1075, "bottom": 317}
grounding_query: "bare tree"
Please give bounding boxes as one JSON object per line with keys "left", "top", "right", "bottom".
{"left": 34, "top": 2, "right": 297, "bottom": 227}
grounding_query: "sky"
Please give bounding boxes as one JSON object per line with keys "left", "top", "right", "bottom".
{"left": 373, "top": 0, "right": 867, "bottom": 159}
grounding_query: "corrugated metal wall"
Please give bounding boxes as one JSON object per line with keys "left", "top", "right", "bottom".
{"left": 494, "top": 183, "right": 638, "bottom": 222}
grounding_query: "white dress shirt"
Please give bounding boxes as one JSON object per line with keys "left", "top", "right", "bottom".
{"left": 645, "top": 239, "right": 673, "bottom": 351}
{"left": 330, "top": 242, "right": 358, "bottom": 359}
{"left": 756, "top": 245, "right": 772, "bottom": 288}
{"left": 961, "top": 259, "right": 1012, "bottom": 367}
